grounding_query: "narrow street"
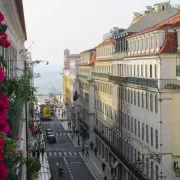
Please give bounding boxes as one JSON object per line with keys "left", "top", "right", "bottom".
{"left": 41, "top": 115, "right": 95, "bottom": 180}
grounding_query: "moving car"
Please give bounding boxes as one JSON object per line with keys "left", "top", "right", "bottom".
{"left": 46, "top": 128, "right": 53, "bottom": 136}
{"left": 48, "top": 134, "right": 56, "bottom": 143}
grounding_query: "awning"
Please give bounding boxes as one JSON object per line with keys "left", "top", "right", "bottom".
{"left": 113, "top": 161, "right": 119, "bottom": 168}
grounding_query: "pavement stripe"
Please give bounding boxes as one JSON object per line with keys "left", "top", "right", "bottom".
{"left": 73, "top": 152, "right": 77, "bottom": 156}
{"left": 64, "top": 152, "right": 67, "bottom": 156}
{"left": 49, "top": 152, "right": 52, "bottom": 156}
{"left": 54, "top": 152, "right": 57, "bottom": 156}
{"left": 68, "top": 152, "right": 72, "bottom": 156}
{"left": 58, "top": 152, "right": 62, "bottom": 156}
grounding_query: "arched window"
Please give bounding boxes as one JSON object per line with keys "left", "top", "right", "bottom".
{"left": 142, "top": 92, "right": 144, "bottom": 108}
{"left": 150, "top": 94, "right": 153, "bottom": 112}
{"left": 146, "top": 93, "right": 149, "bottom": 110}
{"left": 155, "top": 95, "right": 158, "bottom": 113}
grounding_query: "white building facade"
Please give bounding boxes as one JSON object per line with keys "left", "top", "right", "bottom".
{"left": 0, "top": 0, "right": 27, "bottom": 179}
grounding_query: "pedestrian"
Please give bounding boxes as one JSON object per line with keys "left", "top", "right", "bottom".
{"left": 94, "top": 147, "right": 98, "bottom": 156}
{"left": 75, "top": 129, "right": 78, "bottom": 136}
{"left": 104, "top": 176, "right": 107, "bottom": 180}
{"left": 73, "top": 130, "right": 76, "bottom": 136}
{"left": 82, "top": 147, "right": 85, "bottom": 155}
{"left": 36, "top": 149, "right": 40, "bottom": 158}
{"left": 111, "top": 166, "right": 114, "bottom": 175}
{"left": 86, "top": 149, "right": 89, "bottom": 157}
{"left": 90, "top": 141, "right": 93, "bottom": 150}
{"left": 102, "top": 162, "right": 106, "bottom": 172}
{"left": 41, "top": 147, "right": 44, "bottom": 158}
{"left": 32, "top": 149, "right": 36, "bottom": 157}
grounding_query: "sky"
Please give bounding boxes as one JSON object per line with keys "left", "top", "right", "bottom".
{"left": 23, "top": 0, "right": 180, "bottom": 95}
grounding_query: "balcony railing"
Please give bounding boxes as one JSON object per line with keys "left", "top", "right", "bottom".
{"left": 127, "top": 77, "right": 180, "bottom": 90}
{"left": 91, "top": 72, "right": 109, "bottom": 79}
{"left": 77, "top": 74, "right": 88, "bottom": 79}
{"left": 127, "top": 77, "right": 157, "bottom": 88}
{"left": 94, "top": 127, "right": 147, "bottom": 180}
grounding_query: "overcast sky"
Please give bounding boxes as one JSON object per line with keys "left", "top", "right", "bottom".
{"left": 23, "top": 0, "right": 180, "bottom": 94}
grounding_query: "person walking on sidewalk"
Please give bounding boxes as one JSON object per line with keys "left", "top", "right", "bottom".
{"left": 36, "top": 149, "right": 40, "bottom": 158}
{"left": 111, "top": 165, "right": 114, "bottom": 175}
{"left": 94, "top": 147, "right": 98, "bottom": 156}
{"left": 82, "top": 147, "right": 85, "bottom": 155}
{"left": 90, "top": 141, "right": 93, "bottom": 150}
{"left": 86, "top": 148, "right": 89, "bottom": 157}
{"left": 104, "top": 176, "right": 107, "bottom": 180}
{"left": 102, "top": 162, "right": 106, "bottom": 172}
{"left": 41, "top": 147, "right": 44, "bottom": 158}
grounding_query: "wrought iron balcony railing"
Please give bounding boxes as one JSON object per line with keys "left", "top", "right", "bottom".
{"left": 91, "top": 72, "right": 109, "bottom": 79}
{"left": 77, "top": 74, "right": 88, "bottom": 80}
{"left": 94, "top": 127, "right": 147, "bottom": 180}
{"left": 127, "top": 77, "right": 180, "bottom": 90}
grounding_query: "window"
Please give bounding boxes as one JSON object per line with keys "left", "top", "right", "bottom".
{"left": 142, "top": 92, "right": 144, "bottom": 108}
{"left": 131, "top": 90, "right": 133, "bottom": 104}
{"left": 146, "top": 93, "right": 149, "bottom": 110}
{"left": 142, "top": 123, "right": 144, "bottom": 140}
{"left": 146, "top": 125, "right": 149, "bottom": 143}
{"left": 131, "top": 117, "right": 133, "bottom": 133}
{"left": 154, "top": 64, "right": 157, "bottom": 79}
{"left": 138, "top": 121, "right": 140, "bottom": 138}
{"left": 134, "top": 65, "right": 136, "bottom": 76}
{"left": 134, "top": 91, "right": 136, "bottom": 105}
{"left": 156, "top": 165, "right": 159, "bottom": 180}
{"left": 155, "top": 95, "right": 158, "bottom": 113}
{"left": 150, "top": 65, "right": 152, "bottom": 78}
{"left": 145, "top": 64, "right": 148, "bottom": 77}
{"left": 141, "top": 64, "right": 143, "bottom": 76}
{"left": 156, "top": 129, "right": 158, "bottom": 149}
{"left": 137, "top": 65, "right": 139, "bottom": 76}
{"left": 151, "top": 162, "right": 154, "bottom": 180}
{"left": 151, "top": 127, "right": 153, "bottom": 146}
{"left": 125, "top": 114, "right": 127, "bottom": 129}
{"left": 142, "top": 154, "right": 145, "bottom": 172}
{"left": 134, "top": 148, "right": 137, "bottom": 162}
{"left": 138, "top": 91, "right": 140, "bottom": 107}
{"left": 128, "top": 90, "right": 130, "bottom": 103}
{"left": 128, "top": 116, "right": 130, "bottom": 131}
{"left": 134, "top": 119, "right": 137, "bottom": 135}
{"left": 130, "top": 65, "right": 132, "bottom": 76}
{"left": 124, "top": 88, "right": 127, "bottom": 102}
{"left": 146, "top": 158, "right": 149, "bottom": 177}
{"left": 150, "top": 94, "right": 153, "bottom": 112}
{"left": 138, "top": 151, "right": 140, "bottom": 161}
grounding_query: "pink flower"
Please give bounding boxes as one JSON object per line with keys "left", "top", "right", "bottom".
{"left": 12, "top": 77, "right": 16, "bottom": 81}
{"left": 0, "top": 94, "right": 9, "bottom": 108}
{"left": 0, "top": 67, "right": 5, "bottom": 83}
{"left": 0, "top": 163, "right": 8, "bottom": 179}
{"left": 15, "top": 136, "right": 20, "bottom": 140}
{"left": 0, "top": 120, "right": 10, "bottom": 133}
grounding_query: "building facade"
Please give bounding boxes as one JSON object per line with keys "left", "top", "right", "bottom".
{"left": 0, "top": 0, "right": 27, "bottom": 179}
{"left": 66, "top": 2, "right": 180, "bottom": 180}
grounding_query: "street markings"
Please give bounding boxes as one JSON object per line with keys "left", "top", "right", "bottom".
{"left": 47, "top": 151, "right": 80, "bottom": 157}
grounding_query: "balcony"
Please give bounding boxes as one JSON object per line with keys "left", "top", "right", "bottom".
{"left": 127, "top": 77, "right": 157, "bottom": 88}
{"left": 127, "top": 77, "right": 180, "bottom": 90}
{"left": 91, "top": 72, "right": 109, "bottom": 79}
{"left": 94, "top": 127, "right": 147, "bottom": 180}
{"left": 109, "top": 76, "right": 127, "bottom": 83}
{"left": 77, "top": 74, "right": 88, "bottom": 80}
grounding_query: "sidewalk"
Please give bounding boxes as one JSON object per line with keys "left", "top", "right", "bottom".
{"left": 36, "top": 153, "right": 51, "bottom": 180}
{"left": 28, "top": 117, "right": 51, "bottom": 180}
{"left": 61, "top": 120, "right": 112, "bottom": 180}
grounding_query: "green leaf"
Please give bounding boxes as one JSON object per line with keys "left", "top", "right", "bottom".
{"left": 0, "top": 56, "right": 7, "bottom": 69}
